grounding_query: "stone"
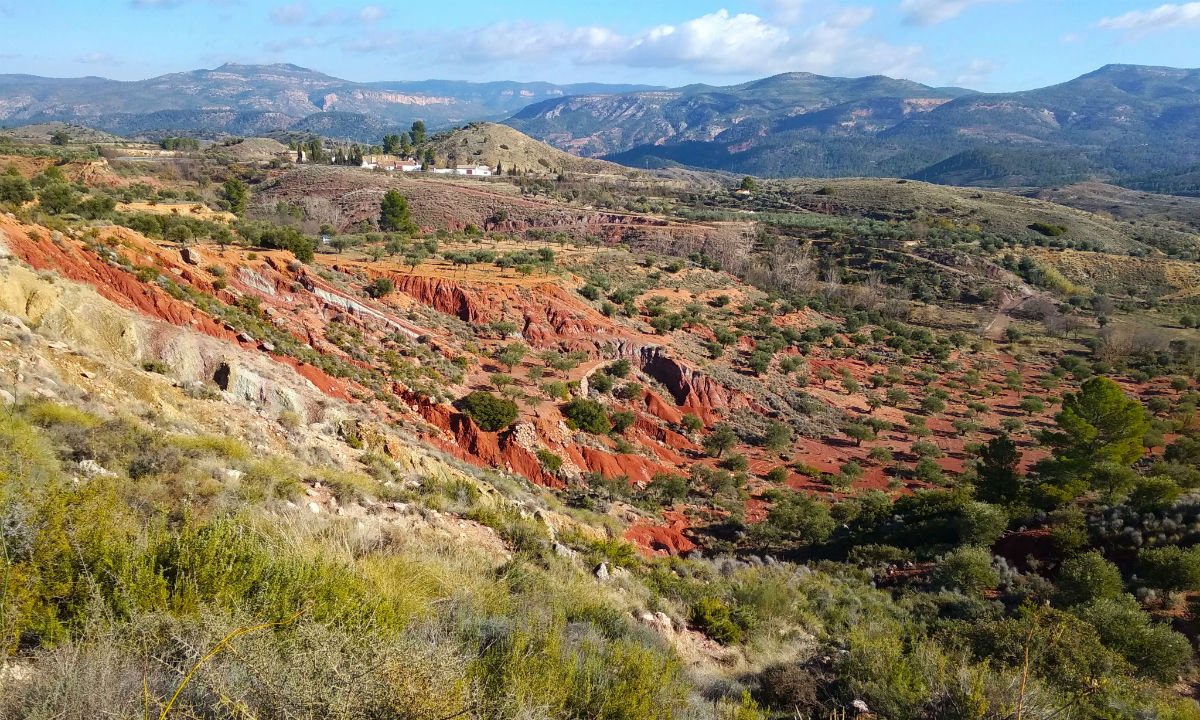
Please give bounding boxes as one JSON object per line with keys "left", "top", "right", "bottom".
{"left": 308, "top": 502, "right": 320, "bottom": 514}
{"left": 180, "top": 247, "right": 202, "bottom": 266}
{"left": 0, "top": 389, "right": 13, "bottom": 406}
{"left": 553, "top": 542, "right": 577, "bottom": 559}
{"left": 594, "top": 562, "right": 609, "bottom": 580}
{"left": 78, "top": 459, "right": 116, "bottom": 478}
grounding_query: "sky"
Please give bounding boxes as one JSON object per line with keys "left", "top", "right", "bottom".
{"left": 1, "top": 1, "right": 1198, "bottom": 91}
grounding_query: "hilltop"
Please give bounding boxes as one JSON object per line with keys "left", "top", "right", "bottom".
{"left": 0, "top": 121, "right": 124, "bottom": 144}
{"left": 428, "top": 123, "right": 632, "bottom": 177}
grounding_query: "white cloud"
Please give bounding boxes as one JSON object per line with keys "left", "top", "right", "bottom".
{"left": 306, "top": 5, "right": 383, "bottom": 26}
{"left": 350, "top": 7, "right": 927, "bottom": 80}
{"left": 950, "top": 57, "right": 998, "bottom": 86}
{"left": 764, "top": 0, "right": 808, "bottom": 24}
{"left": 270, "top": 1, "right": 306, "bottom": 25}
{"left": 76, "top": 52, "right": 120, "bottom": 65}
{"left": 898, "top": 0, "right": 1013, "bottom": 25}
{"left": 1096, "top": 2, "right": 1200, "bottom": 36}
{"left": 1060, "top": 32, "right": 1082, "bottom": 44}
{"left": 359, "top": 5, "right": 385, "bottom": 22}
{"left": 622, "top": 11, "right": 792, "bottom": 72}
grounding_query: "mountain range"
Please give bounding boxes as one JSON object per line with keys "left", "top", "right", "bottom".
{"left": 3, "top": 63, "right": 1200, "bottom": 191}
{"left": 0, "top": 63, "right": 656, "bottom": 139}
{"left": 508, "top": 64, "right": 1200, "bottom": 190}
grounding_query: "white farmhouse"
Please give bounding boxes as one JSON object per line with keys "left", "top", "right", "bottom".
{"left": 455, "top": 164, "right": 493, "bottom": 177}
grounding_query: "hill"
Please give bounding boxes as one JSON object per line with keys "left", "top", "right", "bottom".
{"left": 1028, "top": 182, "right": 1200, "bottom": 235}
{"left": 427, "top": 122, "right": 631, "bottom": 176}
{"left": 506, "top": 72, "right": 971, "bottom": 159}
{"left": 4, "top": 126, "right": 1200, "bottom": 718}
{"left": 0, "top": 121, "right": 124, "bottom": 144}
{"left": 0, "top": 64, "right": 657, "bottom": 141}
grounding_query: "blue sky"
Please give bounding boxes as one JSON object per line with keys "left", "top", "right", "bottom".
{"left": 1, "top": 1, "right": 1197, "bottom": 90}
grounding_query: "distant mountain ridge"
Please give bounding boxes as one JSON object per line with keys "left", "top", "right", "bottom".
{"left": 0, "top": 63, "right": 658, "bottom": 140}
{"left": 4, "top": 63, "right": 1200, "bottom": 191}
{"left": 505, "top": 64, "right": 1200, "bottom": 191}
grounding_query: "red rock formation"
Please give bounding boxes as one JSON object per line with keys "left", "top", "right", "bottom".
{"left": 625, "top": 510, "right": 697, "bottom": 557}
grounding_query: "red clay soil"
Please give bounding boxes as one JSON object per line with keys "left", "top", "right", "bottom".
{"left": 625, "top": 510, "right": 698, "bottom": 557}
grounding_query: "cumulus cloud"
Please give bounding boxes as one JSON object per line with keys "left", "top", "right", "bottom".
{"left": 621, "top": 11, "right": 792, "bottom": 72}
{"left": 270, "top": 1, "right": 306, "bottom": 25}
{"left": 359, "top": 5, "right": 384, "bottom": 22}
{"left": 1096, "top": 2, "right": 1200, "bottom": 36}
{"left": 349, "top": 7, "right": 926, "bottom": 80}
{"left": 898, "top": 0, "right": 1013, "bottom": 25}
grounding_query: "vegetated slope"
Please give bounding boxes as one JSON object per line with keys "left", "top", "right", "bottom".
{"left": 0, "top": 63, "right": 657, "bottom": 140}
{"left": 0, "top": 121, "right": 124, "bottom": 144}
{"left": 203, "top": 137, "right": 292, "bottom": 163}
{"left": 507, "top": 71, "right": 971, "bottom": 159}
{"left": 1030, "top": 182, "right": 1200, "bottom": 234}
{"left": 515, "top": 65, "right": 1200, "bottom": 189}
{"left": 255, "top": 164, "right": 673, "bottom": 233}
{"left": 747, "top": 178, "right": 1165, "bottom": 254}
{"left": 6, "top": 139, "right": 1200, "bottom": 717}
{"left": 426, "top": 122, "right": 631, "bottom": 176}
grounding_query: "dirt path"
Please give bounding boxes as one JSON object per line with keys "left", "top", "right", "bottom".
{"left": 983, "top": 285, "right": 1034, "bottom": 341}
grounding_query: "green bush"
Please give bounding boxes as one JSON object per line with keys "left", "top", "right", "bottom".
{"left": 455, "top": 391, "right": 519, "bottom": 432}
{"left": 688, "top": 598, "right": 743, "bottom": 645}
{"left": 930, "top": 547, "right": 998, "bottom": 594}
{"left": 1030, "top": 222, "right": 1068, "bottom": 237}
{"left": 1138, "top": 546, "right": 1200, "bottom": 592}
{"left": 1076, "top": 596, "right": 1192, "bottom": 683}
{"left": 536, "top": 449, "right": 563, "bottom": 474}
{"left": 1056, "top": 551, "right": 1124, "bottom": 606}
{"left": 562, "top": 398, "right": 611, "bottom": 434}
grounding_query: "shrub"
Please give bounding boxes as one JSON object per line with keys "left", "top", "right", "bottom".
{"left": 765, "top": 467, "right": 789, "bottom": 483}
{"left": 609, "top": 410, "right": 636, "bottom": 433}
{"left": 562, "top": 398, "right": 611, "bottom": 434}
{"left": 1129, "top": 475, "right": 1180, "bottom": 512}
{"left": 754, "top": 491, "right": 835, "bottom": 546}
{"left": 606, "top": 359, "right": 632, "bottom": 378}
{"left": 720, "top": 453, "right": 749, "bottom": 472}
{"left": 931, "top": 547, "right": 998, "bottom": 594}
{"left": 1076, "top": 596, "right": 1192, "bottom": 683}
{"left": 455, "top": 391, "right": 519, "bottom": 432}
{"left": 702, "top": 423, "right": 738, "bottom": 457}
{"left": 615, "top": 383, "right": 642, "bottom": 401}
{"left": 1057, "top": 551, "right": 1124, "bottom": 606}
{"left": 536, "top": 449, "right": 564, "bottom": 474}
{"left": 1031, "top": 222, "right": 1068, "bottom": 237}
{"left": 688, "top": 598, "right": 742, "bottom": 645}
{"left": 366, "top": 277, "right": 394, "bottom": 298}
{"left": 1138, "top": 546, "right": 1200, "bottom": 592}
{"left": 868, "top": 446, "right": 894, "bottom": 463}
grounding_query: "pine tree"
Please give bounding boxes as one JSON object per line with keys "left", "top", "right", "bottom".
{"left": 379, "top": 189, "right": 415, "bottom": 233}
